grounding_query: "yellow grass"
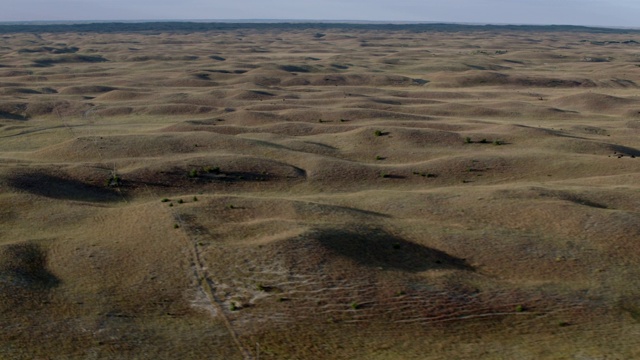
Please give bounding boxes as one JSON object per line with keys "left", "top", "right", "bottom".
{"left": 1, "top": 27, "right": 640, "bottom": 359}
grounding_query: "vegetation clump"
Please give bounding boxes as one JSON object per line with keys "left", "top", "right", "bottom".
{"left": 106, "top": 173, "right": 121, "bottom": 187}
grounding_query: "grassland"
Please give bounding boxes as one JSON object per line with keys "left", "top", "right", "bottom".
{"left": 1, "top": 23, "right": 640, "bottom": 359}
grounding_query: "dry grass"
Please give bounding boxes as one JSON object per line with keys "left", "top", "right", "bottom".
{"left": 1, "top": 27, "right": 640, "bottom": 359}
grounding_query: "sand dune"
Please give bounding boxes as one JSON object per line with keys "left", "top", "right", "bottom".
{"left": 2, "top": 26, "right": 640, "bottom": 359}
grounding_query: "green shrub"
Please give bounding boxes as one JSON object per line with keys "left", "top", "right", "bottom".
{"left": 106, "top": 173, "right": 121, "bottom": 187}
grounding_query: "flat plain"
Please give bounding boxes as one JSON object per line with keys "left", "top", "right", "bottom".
{"left": 2, "top": 24, "right": 640, "bottom": 359}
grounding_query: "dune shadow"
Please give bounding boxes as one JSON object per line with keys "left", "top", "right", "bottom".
{"left": 611, "top": 144, "right": 640, "bottom": 157}
{"left": 0, "top": 242, "right": 60, "bottom": 290}
{"left": 9, "top": 172, "right": 121, "bottom": 202}
{"left": 0, "top": 111, "right": 28, "bottom": 120}
{"left": 311, "top": 227, "right": 473, "bottom": 272}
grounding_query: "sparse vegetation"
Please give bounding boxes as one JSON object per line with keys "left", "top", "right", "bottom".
{"left": 203, "top": 166, "right": 220, "bottom": 174}
{"left": 106, "top": 173, "right": 121, "bottom": 187}
{"left": 4, "top": 24, "right": 640, "bottom": 360}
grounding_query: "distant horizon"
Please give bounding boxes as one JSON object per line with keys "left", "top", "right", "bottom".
{"left": 0, "top": 19, "right": 638, "bottom": 30}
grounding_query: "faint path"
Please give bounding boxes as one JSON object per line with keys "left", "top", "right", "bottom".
{"left": 171, "top": 208, "right": 253, "bottom": 360}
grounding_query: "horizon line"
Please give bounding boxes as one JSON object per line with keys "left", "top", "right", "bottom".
{"left": 0, "top": 19, "right": 638, "bottom": 30}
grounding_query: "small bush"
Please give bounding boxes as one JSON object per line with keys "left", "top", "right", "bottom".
{"left": 464, "top": 137, "right": 472, "bottom": 144}
{"left": 376, "top": 155, "right": 384, "bottom": 160}
{"left": 193, "top": 196, "right": 198, "bottom": 202}
{"left": 350, "top": 302, "right": 361, "bottom": 310}
{"left": 161, "top": 198, "right": 170, "bottom": 202}
{"left": 188, "top": 169, "right": 199, "bottom": 178}
{"left": 177, "top": 199, "right": 184, "bottom": 204}
{"left": 515, "top": 305, "right": 524, "bottom": 312}
{"left": 174, "top": 224, "right": 179, "bottom": 229}
{"left": 106, "top": 173, "right": 121, "bottom": 187}
{"left": 374, "top": 130, "right": 383, "bottom": 137}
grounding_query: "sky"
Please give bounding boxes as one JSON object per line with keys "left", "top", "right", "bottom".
{"left": 2, "top": 0, "right": 639, "bottom": 28}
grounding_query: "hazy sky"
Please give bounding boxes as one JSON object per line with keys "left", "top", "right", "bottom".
{"left": 2, "top": 0, "right": 639, "bottom": 27}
